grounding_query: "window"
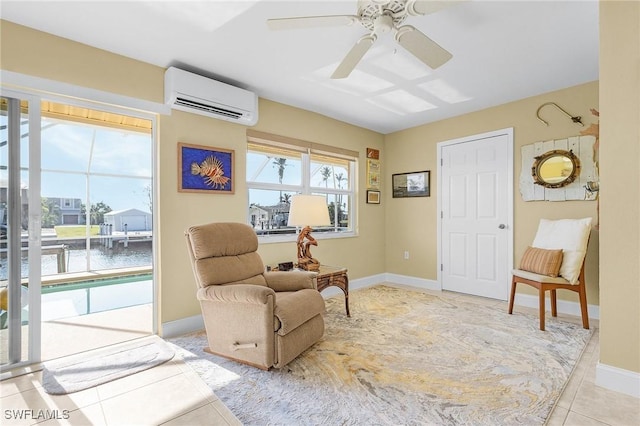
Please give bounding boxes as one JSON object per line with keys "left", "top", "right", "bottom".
{"left": 246, "top": 130, "right": 358, "bottom": 239}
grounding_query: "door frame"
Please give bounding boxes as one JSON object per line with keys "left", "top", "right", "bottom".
{"left": 436, "top": 128, "right": 514, "bottom": 298}
{"left": 0, "top": 90, "right": 43, "bottom": 372}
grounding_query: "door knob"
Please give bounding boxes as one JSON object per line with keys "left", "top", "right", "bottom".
{"left": 498, "top": 224, "right": 506, "bottom": 229}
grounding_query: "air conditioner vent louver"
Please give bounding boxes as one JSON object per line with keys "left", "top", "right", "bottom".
{"left": 164, "top": 67, "right": 258, "bottom": 126}
{"left": 175, "top": 97, "right": 243, "bottom": 120}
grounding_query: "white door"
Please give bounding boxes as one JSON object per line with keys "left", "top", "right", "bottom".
{"left": 438, "top": 129, "right": 513, "bottom": 300}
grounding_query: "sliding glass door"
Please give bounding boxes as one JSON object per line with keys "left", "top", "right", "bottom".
{"left": 1, "top": 89, "right": 156, "bottom": 371}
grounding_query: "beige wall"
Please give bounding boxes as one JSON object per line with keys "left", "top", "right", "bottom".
{"left": 598, "top": 0, "right": 640, "bottom": 374}
{"left": 0, "top": 20, "right": 163, "bottom": 103}
{"left": 160, "top": 101, "right": 385, "bottom": 323}
{"left": 385, "top": 82, "right": 600, "bottom": 304}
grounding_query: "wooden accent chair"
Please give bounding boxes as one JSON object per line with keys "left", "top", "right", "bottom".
{"left": 508, "top": 218, "right": 592, "bottom": 331}
{"left": 185, "top": 222, "right": 325, "bottom": 369}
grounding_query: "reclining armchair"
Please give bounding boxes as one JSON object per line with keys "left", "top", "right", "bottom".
{"left": 185, "top": 222, "right": 325, "bottom": 369}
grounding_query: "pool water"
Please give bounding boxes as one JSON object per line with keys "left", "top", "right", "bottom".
{"left": 41, "top": 275, "right": 153, "bottom": 321}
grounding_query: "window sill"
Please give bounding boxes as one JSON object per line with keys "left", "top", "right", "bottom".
{"left": 257, "top": 230, "right": 357, "bottom": 244}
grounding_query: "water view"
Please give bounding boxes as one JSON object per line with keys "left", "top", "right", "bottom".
{"left": 0, "top": 243, "right": 153, "bottom": 324}
{"left": 0, "top": 243, "right": 153, "bottom": 279}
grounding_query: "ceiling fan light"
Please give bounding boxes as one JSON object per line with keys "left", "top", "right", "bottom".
{"left": 373, "top": 14, "right": 394, "bottom": 34}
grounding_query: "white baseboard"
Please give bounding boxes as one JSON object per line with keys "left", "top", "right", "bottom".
{"left": 513, "top": 293, "right": 600, "bottom": 320}
{"left": 351, "top": 273, "right": 387, "bottom": 290}
{"left": 596, "top": 362, "right": 640, "bottom": 398}
{"left": 161, "top": 314, "right": 204, "bottom": 339}
{"left": 383, "top": 273, "right": 440, "bottom": 291}
{"left": 318, "top": 273, "right": 385, "bottom": 298}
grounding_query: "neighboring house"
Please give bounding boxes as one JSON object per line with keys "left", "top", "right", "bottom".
{"left": 248, "top": 205, "right": 268, "bottom": 230}
{"left": 263, "top": 203, "right": 290, "bottom": 229}
{"left": 103, "top": 208, "right": 152, "bottom": 232}
{"left": 249, "top": 203, "right": 290, "bottom": 231}
{"left": 56, "top": 197, "right": 83, "bottom": 225}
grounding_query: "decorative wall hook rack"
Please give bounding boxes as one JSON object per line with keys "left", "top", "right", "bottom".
{"left": 536, "top": 102, "right": 584, "bottom": 127}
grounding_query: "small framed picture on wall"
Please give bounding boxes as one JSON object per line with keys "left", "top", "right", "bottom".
{"left": 392, "top": 171, "right": 430, "bottom": 198}
{"left": 367, "top": 190, "right": 381, "bottom": 204}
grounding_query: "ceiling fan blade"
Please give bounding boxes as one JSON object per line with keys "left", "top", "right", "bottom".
{"left": 267, "top": 15, "right": 360, "bottom": 31}
{"left": 331, "top": 34, "right": 377, "bottom": 79}
{"left": 395, "top": 25, "right": 452, "bottom": 70}
{"left": 405, "top": 0, "right": 467, "bottom": 16}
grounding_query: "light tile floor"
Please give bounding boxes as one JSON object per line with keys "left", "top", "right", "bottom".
{"left": 0, "top": 336, "right": 240, "bottom": 425}
{"left": 1, "top": 289, "right": 639, "bottom": 425}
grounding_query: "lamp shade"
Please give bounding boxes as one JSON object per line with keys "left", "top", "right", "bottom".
{"left": 287, "top": 195, "right": 330, "bottom": 227}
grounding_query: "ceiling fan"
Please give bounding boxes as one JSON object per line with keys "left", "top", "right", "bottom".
{"left": 267, "top": 0, "right": 461, "bottom": 79}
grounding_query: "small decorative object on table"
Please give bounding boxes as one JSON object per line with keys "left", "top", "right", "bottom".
{"left": 278, "top": 261, "right": 294, "bottom": 271}
{"left": 287, "top": 194, "right": 331, "bottom": 272}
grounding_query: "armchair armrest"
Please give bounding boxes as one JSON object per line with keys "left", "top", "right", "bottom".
{"left": 264, "top": 270, "right": 318, "bottom": 292}
{"left": 197, "top": 284, "right": 276, "bottom": 304}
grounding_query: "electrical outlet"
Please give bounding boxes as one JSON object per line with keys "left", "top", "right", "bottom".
{"left": 403, "top": 251, "right": 410, "bottom": 260}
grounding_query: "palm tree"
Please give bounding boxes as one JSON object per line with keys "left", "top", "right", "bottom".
{"left": 41, "top": 197, "right": 60, "bottom": 227}
{"left": 272, "top": 157, "right": 288, "bottom": 211}
{"left": 320, "top": 166, "right": 332, "bottom": 188}
{"left": 81, "top": 201, "right": 112, "bottom": 225}
{"left": 272, "top": 157, "right": 288, "bottom": 185}
{"left": 280, "top": 193, "right": 291, "bottom": 204}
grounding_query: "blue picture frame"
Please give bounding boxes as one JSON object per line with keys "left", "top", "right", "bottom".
{"left": 178, "top": 142, "right": 234, "bottom": 194}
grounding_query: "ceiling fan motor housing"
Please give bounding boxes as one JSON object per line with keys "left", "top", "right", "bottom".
{"left": 358, "top": 0, "right": 408, "bottom": 32}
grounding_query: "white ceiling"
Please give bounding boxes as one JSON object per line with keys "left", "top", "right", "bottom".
{"left": 0, "top": 0, "right": 599, "bottom": 134}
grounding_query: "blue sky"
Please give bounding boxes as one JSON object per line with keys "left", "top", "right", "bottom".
{"left": 2, "top": 116, "right": 349, "bottom": 213}
{"left": 4, "top": 118, "right": 153, "bottom": 213}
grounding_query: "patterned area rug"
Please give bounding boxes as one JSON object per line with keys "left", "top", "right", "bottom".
{"left": 169, "top": 285, "right": 592, "bottom": 425}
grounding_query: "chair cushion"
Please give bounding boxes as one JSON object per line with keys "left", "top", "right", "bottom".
{"left": 512, "top": 269, "right": 571, "bottom": 284}
{"left": 274, "top": 289, "right": 325, "bottom": 336}
{"left": 194, "top": 253, "right": 266, "bottom": 287}
{"left": 531, "top": 218, "right": 592, "bottom": 284}
{"left": 264, "top": 270, "right": 317, "bottom": 292}
{"left": 519, "top": 246, "right": 563, "bottom": 277}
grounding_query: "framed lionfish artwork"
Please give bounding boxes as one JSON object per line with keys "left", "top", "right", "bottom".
{"left": 178, "top": 142, "right": 234, "bottom": 194}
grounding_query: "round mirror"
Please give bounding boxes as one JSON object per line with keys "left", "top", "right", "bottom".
{"left": 531, "top": 149, "right": 581, "bottom": 188}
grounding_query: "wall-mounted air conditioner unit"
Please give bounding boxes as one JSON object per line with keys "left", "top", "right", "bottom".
{"left": 164, "top": 67, "right": 258, "bottom": 126}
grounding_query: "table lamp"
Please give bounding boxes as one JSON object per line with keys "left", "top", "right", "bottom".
{"left": 287, "top": 194, "right": 330, "bottom": 271}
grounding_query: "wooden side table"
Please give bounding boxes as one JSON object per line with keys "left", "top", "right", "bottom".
{"left": 315, "top": 265, "right": 350, "bottom": 317}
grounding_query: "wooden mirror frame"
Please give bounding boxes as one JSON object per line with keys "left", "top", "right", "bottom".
{"left": 531, "top": 149, "right": 581, "bottom": 189}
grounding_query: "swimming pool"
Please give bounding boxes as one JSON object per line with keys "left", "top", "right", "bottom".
{"left": 40, "top": 273, "right": 153, "bottom": 321}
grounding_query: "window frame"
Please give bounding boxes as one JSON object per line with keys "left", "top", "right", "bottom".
{"left": 246, "top": 131, "right": 358, "bottom": 243}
